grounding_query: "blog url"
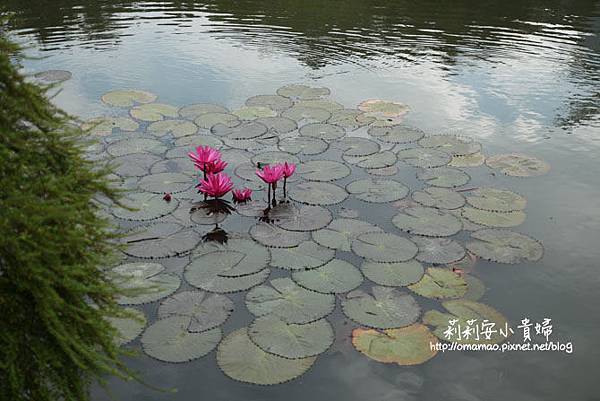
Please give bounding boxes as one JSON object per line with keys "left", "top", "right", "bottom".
{"left": 430, "top": 341, "right": 573, "bottom": 354}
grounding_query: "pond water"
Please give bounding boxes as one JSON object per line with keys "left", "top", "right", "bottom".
{"left": 4, "top": 1, "right": 600, "bottom": 400}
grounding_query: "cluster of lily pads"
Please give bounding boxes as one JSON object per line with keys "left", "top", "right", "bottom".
{"left": 88, "top": 84, "right": 550, "bottom": 385}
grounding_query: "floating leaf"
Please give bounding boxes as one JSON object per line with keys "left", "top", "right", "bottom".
{"left": 342, "top": 286, "right": 420, "bottom": 329}
{"left": 141, "top": 316, "right": 221, "bottom": 362}
{"left": 232, "top": 106, "right": 277, "bottom": 120}
{"left": 150, "top": 157, "right": 193, "bottom": 176}
{"left": 107, "top": 308, "right": 146, "bottom": 346}
{"left": 273, "top": 204, "right": 333, "bottom": 232}
{"left": 147, "top": 119, "right": 198, "bottom": 137}
{"left": 352, "top": 233, "right": 417, "bottom": 262}
{"left": 346, "top": 178, "right": 409, "bottom": 203}
{"left": 158, "top": 291, "right": 234, "bottom": 332}
{"left": 466, "top": 229, "right": 543, "bottom": 264}
{"left": 332, "top": 137, "right": 380, "bottom": 157}
{"left": 461, "top": 207, "right": 526, "bottom": 228}
{"left": 465, "top": 188, "right": 527, "bottom": 212}
{"left": 255, "top": 116, "right": 297, "bottom": 134}
{"left": 217, "top": 328, "right": 316, "bottom": 385}
{"left": 368, "top": 125, "right": 424, "bottom": 143}
{"left": 278, "top": 136, "right": 328, "bottom": 155}
{"left": 449, "top": 152, "right": 485, "bottom": 167}
{"left": 343, "top": 150, "right": 397, "bottom": 169}
{"left": 189, "top": 204, "right": 229, "bottom": 225}
{"left": 81, "top": 116, "right": 139, "bottom": 136}
{"left": 416, "top": 167, "right": 470, "bottom": 188}
{"left": 292, "top": 259, "right": 363, "bottom": 294}
{"left": 360, "top": 260, "right": 424, "bottom": 287}
{"left": 138, "top": 172, "right": 191, "bottom": 194}
{"left": 367, "top": 165, "right": 399, "bottom": 176}
{"left": 352, "top": 324, "right": 438, "bottom": 365}
{"left": 212, "top": 121, "right": 268, "bottom": 140}
{"left": 289, "top": 181, "right": 348, "bottom": 205}
{"left": 327, "top": 109, "right": 368, "bottom": 129}
{"left": 412, "top": 236, "right": 465, "bottom": 264}
{"left": 358, "top": 99, "right": 409, "bottom": 122}
{"left": 270, "top": 241, "right": 335, "bottom": 270}
{"left": 246, "top": 94, "right": 293, "bottom": 111}
{"left": 106, "top": 138, "right": 167, "bottom": 157}
{"left": 249, "top": 222, "right": 309, "bottom": 248}
{"left": 170, "top": 136, "right": 223, "bottom": 153}
{"left": 252, "top": 151, "right": 300, "bottom": 166}
{"left": 33, "top": 69, "right": 72, "bottom": 83}
{"left": 486, "top": 153, "right": 550, "bottom": 177}
{"left": 408, "top": 267, "right": 467, "bottom": 299}
{"left": 462, "top": 275, "right": 486, "bottom": 301}
{"left": 112, "top": 192, "right": 178, "bottom": 221}
{"left": 220, "top": 148, "right": 253, "bottom": 168}
{"left": 412, "top": 187, "right": 465, "bottom": 210}
{"left": 123, "top": 222, "right": 200, "bottom": 259}
{"left": 419, "top": 135, "right": 481, "bottom": 156}
{"left": 193, "top": 236, "right": 270, "bottom": 277}
{"left": 179, "top": 103, "right": 229, "bottom": 120}
{"left": 194, "top": 112, "right": 240, "bottom": 129}
{"left": 281, "top": 105, "right": 331, "bottom": 123}
{"left": 249, "top": 316, "right": 333, "bottom": 359}
{"left": 397, "top": 148, "right": 451, "bottom": 168}
{"left": 392, "top": 206, "right": 462, "bottom": 237}
{"left": 312, "top": 218, "right": 382, "bottom": 251}
{"left": 297, "top": 160, "right": 350, "bottom": 181}
{"left": 112, "top": 153, "right": 161, "bottom": 177}
{"left": 130, "top": 103, "right": 179, "bottom": 122}
{"left": 246, "top": 278, "right": 335, "bottom": 324}
{"left": 296, "top": 99, "right": 344, "bottom": 112}
{"left": 277, "top": 84, "right": 330, "bottom": 100}
{"left": 101, "top": 89, "right": 157, "bottom": 107}
{"left": 112, "top": 262, "right": 181, "bottom": 304}
{"left": 185, "top": 256, "right": 270, "bottom": 293}
{"left": 299, "top": 123, "right": 345, "bottom": 141}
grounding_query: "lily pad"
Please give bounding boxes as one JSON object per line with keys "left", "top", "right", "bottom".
{"left": 184, "top": 256, "right": 270, "bottom": 293}
{"left": 270, "top": 241, "right": 335, "bottom": 270}
{"left": 123, "top": 222, "right": 200, "bottom": 259}
{"left": 299, "top": 123, "right": 345, "bottom": 141}
{"left": 461, "top": 207, "right": 526, "bottom": 228}
{"left": 392, "top": 206, "right": 462, "bottom": 237}
{"left": 130, "top": 103, "right": 179, "bottom": 122}
{"left": 327, "top": 109, "right": 368, "bottom": 130}
{"left": 408, "top": 267, "right": 467, "bottom": 299}
{"left": 277, "top": 84, "right": 330, "bottom": 100}
{"left": 81, "top": 116, "right": 139, "bottom": 136}
{"left": 33, "top": 69, "right": 72, "bottom": 83}
{"left": 416, "top": 167, "right": 470, "bottom": 188}
{"left": 112, "top": 262, "right": 181, "bottom": 304}
{"left": 217, "top": 328, "right": 316, "bottom": 385}
{"left": 101, "top": 89, "right": 157, "bottom": 107}
{"left": 220, "top": 149, "right": 253, "bottom": 168}
{"left": 138, "top": 172, "right": 191, "bottom": 194}
{"left": 342, "top": 286, "right": 420, "bottom": 329}
{"left": 346, "top": 178, "right": 409, "bottom": 203}
{"left": 412, "top": 236, "right": 465, "bottom": 265}
{"left": 107, "top": 308, "right": 146, "bottom": 346}
{"left": 296, "top": 99, "right": 344, "bottom": 112}
{"left": 312, "top": 218, "right": 383, "bottom": 251}
{"left": 246, "top": 94, "right": 293, "bottom": 111}
{"left": 252, "top": 151, "right": 300, "bottom": 166}
{"left": 179, "top": 103, "right": 229, "bottom": 120}
{"left": 360, "top": 260, "right": 424, "bottom": 287}
{"left": 158, "top": 291, "right": 234, "bottom": 332}
{"left": 419, "top": 135, "right": 481, "bottom": 156}
{"left": 249, "top": 316, "right": 334, "bottom": 359}
{"left": 297, "top": 160, "right": 351, "bottom": 181}
{"left": 352, "top": 324, "right": 438, "bottom": 365}
{"left": 412, "top": 187, "right": 465, "bottom": 210}
{"left": 192, "top": 236, "right": 270, "bottom": 277}
{"left": 106, "top": 138, "right": 167, "bottom": 157}
{"left": 246, "top": 277, "right": 335, "bottom": 324}
{"left": 233, "top": 106, "right": 277, "bottom": 120}
{"left": 141, "top": 316, "right": 221, "bottom": 362}
{"left": 368, "top": 125, "right": 424, "bottom": 143}
{"left": 366, "top": 165, "right": 399, "bottom": 176}
{"left": 274, "top": 204, "right": 333, "bottom": 232}
{"left": 397, "top": 148, "right": 451, "bottom": 168}
{"left": 449, "top": 152, "right": 485, "bottom": 167}
{"left": 150, "top": 157, "right": 193, "bottom": 176}
{"left": 112, "top": 192, "right": 178, "bottom": 221}
{"left": 486, "top": 154, "right": 550, "bottom": 177}
{"left": 170, "top": 136, "right": 223, "bottom": 153}
{"left": 249, "top": 222, "right": 309, "bottom": 248}
{"left": 189, "top": 204, "right": 229, "bottom": 225}
{"left": 289, "top": 182, "right": 348, "bottom": 205}
{"left": 465, "top": 188, "right": 527, "bottom": 212}
{"left": 462, "top": 275, "right": 486, "bottom": 301}
{"left": 281, "top": 105, "right": 331, "bottom": 123}
{"left": 112, "top": 153, "right": 162, "bottom": 177}
{"left": 147, "top": 119, "right": 198, "bottom": 137}
{"left": 255, "top": 116, "right": 298, "bottom": 134}
{"left": 278, "top": 136, "right": 329, "bottom": 155}
{"left": 194, "top": 112, "right": 240, "bottom": 129}
{"left": 332, "top": 137, "right": 380, "bottom": 157}
{"left": 358, "top": 99, "right": 409, "bottom": 123}
{"left": 212, "top": 121, "right": 268, "bottom": 140}
{"left": 352, "top": 233, "right": 418, "bottom": 262}
{"left": 292, "top": 259, "right": 363, "bottom": 294}
{"left": 466, "top": 229, "right": 543, "bottom": 264}
{"left": 343, "top": 150, "right": 397, "bottom": 169}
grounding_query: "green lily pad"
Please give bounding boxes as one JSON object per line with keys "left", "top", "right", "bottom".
{"left": 179, "top": 103, "right": 229, "bottom": 120}
{"left": 246, "top": 278, "right": 335, "bottom": 324}
{"left": 368, "top": 125, "right": 424, "bottom": 143}
{"left": 466, "top": 229, "right": 543, "bottom": 264}
{"left": 343, "top": 150, "right": 397, "bottom": 169}
{"left": 412, "top": 236, "right": 465, "bottom": 264}
{"left": 233, "top": 106, "right": 277, "bottom": 120}
{"left": 252, "top": 151, "right": 300, "bottom": 166}
{"left": 124, "top": 222, "right": 200, "bottom": 258}
{"left": 486, "top": 153, "right": 550, "bottom": 177}
{"left": 194, "top": 112, "right": 240, "bottom": 129}
{"left": 352, "top": 233, "right": 418, "bottom": 262}
{"left": 281, "top": 105, "right": 331, "bottom": 123}
{"left": 107, "top": 308, "right": 146, "bottom": 346}
{"left": 332, "top": 137, "right": 380, "bottom": 156}
{"left": 277, "top": 84, "right": 330, "bottom": 100}
{"left": 327, "top": 109, "right": 368, "bottom": 130}
{"left": 189, "top": 204, "right": 229, "bottom": 225}
{"left": 461, "top": 207, "right": 526, "bottom": 228}
{"left": 358, "top": 99, "right": 409, "bottom": 122}
{"left": 296, "top": 99, "right": 344, "bottom": 112}
{"left": 112, "top": 262, "right": 181, "bottom": 304}
{"left": 255, "top": 116, "right": 297, "bottom": 134}
{"left": 352, "top": 324, "right": 438, "bottom": 365}
{"left": 150, "top": 157, "right": 193, "bottom": 176}
{"left": 246, "top": 94, "right": 293, "bottom": 111}
{"left": 465, "top": 188, "right": 527, "bottom": 212}
{"left": 397, "top": 148, "right": 451, "bottom": 168}
{"left": 360, "top": 260, "right": 424, "bottom": 287}
{"left": 147, "top": 119, "right": 198, "bottom": 137}
{"left": 297, "top": 160, "right": 351, "bottom": 181}
{"left": 274, "top": 204, "right": 333, "bottom": 232}
{"left": 217, "top": 328, "right": 316, "bottom": 385}
{"left": 193, "top": 236, "right": 270, "bottom": 277}
{"left": 419, "top": 135, "right": 481, "bottom": 156}
{"left": 462, "top": 275, "right": 486, "bottom": 301}
{"left": 141, "top": 316, "right": 222, "bottom": 362}
{"left": 220, "top": 148, "right": 253, "bottom": 167}
{"left": 112, "top": 192, "right": 178, "bottom": 221}
{"left": 292, "top": 259, "right": 363, "bottom": 294}
{"left": 312, "top": 218, "right": 383, "bottom": 251}
{"left": 299, "top": 123, "right": 345, "bottom": 141}
{"left": 278, "top": 136, "right": 329, "bottom": 155}
{"left": 106, "top": 138, "right": 167, "bottom": 157}
{"left": 221, "top": 135, "right": 273, "bottom": 152}
{"left": 138, "top": 172, "right": 191, "bottom": 194}
{"left": 184, "top": 256, "right": 270, "bottom": 293}
{"left": 289, "top": 181, "right": 348, "bottom": 206}
{"left": 346, "top": 178, "right": 409, "bottom": 203}
{"left": 212, "top": 121, "right": 268, "bottom": 140}
{"left": 249, "top": 316, "right": 333, "bottom": 359}
{"left": 171, "top": 135, "right": 223, "bottom": 151}
{"left": 449, "top": 152, "right": 485, "bottom": 167}
{"left": 234, "top": 162, "right": 268, "bottom": 189}
{"left": 249, "top": 222, "right": 309, "bottom": 248}
{"left": 158, "top": 290, "right": 234, "bottom": 332}
{"left": 112, "top": 153, "right": 162, "bottom": 177}
{"left": 81, "top": 116, "right": 139, "bottom": 136}
{"left": 408, "top": 267, "right": 467, "bottom": 299}
{"left": 412, "top": 187, "right": 465, "bottom": 210}
{"left": 270, "top": 241, "right": 335, "bottom": 270}
{"left": 392, "top": 206, "right": 462, "bottom": 237}
{"left": 101, "top": 89, "right": 157, "bottom": 107}
{"left": 342, "top": 286, "right": 420, "bottom": 329}
{"left": 416, "top": 167, "right": 470, "bottom": 188}
{"left": 423, "top": 299, "right": 509, "bottom": 344}
{"left": 130, "top": 103, "right": 179, "bottom": 122}
{"left": 366, "top": 165, "right": 399, "bottom": 176}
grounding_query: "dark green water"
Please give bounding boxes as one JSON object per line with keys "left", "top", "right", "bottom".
{"left": 3, "top": 1, "right": 600, "bottom": 400}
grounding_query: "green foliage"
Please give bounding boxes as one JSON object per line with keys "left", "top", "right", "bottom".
{"left": 0, "top": 33, "right": 135, "bottom": 400}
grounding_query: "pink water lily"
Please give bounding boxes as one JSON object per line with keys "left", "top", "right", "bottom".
{"left": 196, "top": 173, "right": 234, "bottom": 198}
{"left": 196, "top": 158, "right": 227, "bottom": 174}
{"left": 232, "top": 188, "right": 253, "bottom": 203}
{"left": 188, "top": 145, "right": 221, "bottom": 167}
{"left": 255, "top": 164, "right": 284, "bottom": 184}
{"left": 281, "top": 162, "right": 296, "bottom": 178}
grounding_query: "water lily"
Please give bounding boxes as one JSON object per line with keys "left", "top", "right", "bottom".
{"left": 279, "top": 162, "right": 296, "bottom": 199}
{"left": 232, "top": 188, "right": 253, "bottom": 203}
{"left": 197, "top": 158, "right": 227, "bottom": 174}
{"left": 196, "top": 173, "right": 234, "bottom": 198}
{"left": 256, "top": 164, "right": 284, "bottom": 208}
{"left": 188, "top": 145, "right": 221, "bottom": 170}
